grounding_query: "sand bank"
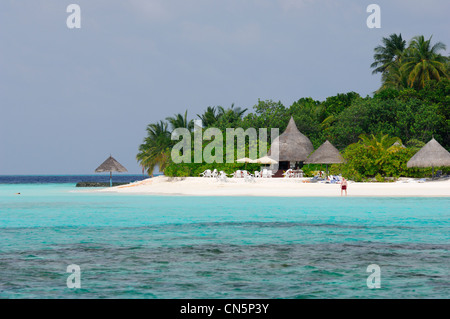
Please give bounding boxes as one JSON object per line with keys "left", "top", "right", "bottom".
{"left": 91, "top": 176, "right": 450, "bottom": 197}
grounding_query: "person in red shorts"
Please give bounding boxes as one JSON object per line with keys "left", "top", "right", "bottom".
{"left": 341, "top": 177, "right": 348, "bottom": 196}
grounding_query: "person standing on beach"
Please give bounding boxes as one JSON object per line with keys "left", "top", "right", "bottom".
{"left": 341, "top": 178, "right": 348, "bottom": 196}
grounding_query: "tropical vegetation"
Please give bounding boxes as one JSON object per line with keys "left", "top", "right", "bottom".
{"left": 372, "top": 34, "right": 449, "bottom": 90}
{"left": 137, "top": 34, "right": 449, "bottom": 180}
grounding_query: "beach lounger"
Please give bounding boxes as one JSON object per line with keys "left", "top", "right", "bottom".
{"left": 218, "top": 171, "right": 228, "bottom": 182}
{"left": 230, "top": 170, "right": 241, "bottom": 178}
{"left": 309, "top": 176, "right": 324, "bottom": 183}
{"left": 282, "top": 169, "right": 293, "bottom": 178}
{"left": 200, "top": 169, "right": 212, "bottom": 178}
{"left": 244, "top": 174, "right": 255, "bottom": 182}
{"left": 261, "top": 169, "right": 269, "bottom": 178}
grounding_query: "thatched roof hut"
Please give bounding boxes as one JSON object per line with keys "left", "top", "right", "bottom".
{"left": 95, "top": 156, "right": 128, "bottom": 173}
{"left": 407, "top": 138, "right": 450, "bottom": 168}
{"left": 305, "top": 140, "right": 344, "bottom": 164}
{"left": 268, "top": 117, "right": 314, "bottom": 162}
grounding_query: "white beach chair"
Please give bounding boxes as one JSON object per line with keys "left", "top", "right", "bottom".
{"left": 254, "top": 171, "right": 260, "bottom": 178}
{"left": 283, "top": 169, "right": 293, "bottom": 178}
{"left": 200, "top": 169, "right": 212, "bottom": 178}
{"left": 268, "top": 170, "right": 273, "bottom": 178}
{"left": 261, "top": 169, "right": 269, "bottom": 178}
{"left": 211, "top": 169, "right": 218, "bottom": 178}
{"left": 244, "top": 173, "right": 255, "bottom": 183}
{"left": 242, "top": 170, "right": 254, "bottom": 182}
{"left": 218, "top": 171, "right": 228, "bottom": 182}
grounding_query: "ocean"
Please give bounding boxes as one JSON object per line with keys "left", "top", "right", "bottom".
{"left": 0, "top": 176, "right": 449, "bottom": 298}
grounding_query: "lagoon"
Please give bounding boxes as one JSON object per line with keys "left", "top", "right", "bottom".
{"left": 0, "top": 182, "right": 449, "bottom": 298}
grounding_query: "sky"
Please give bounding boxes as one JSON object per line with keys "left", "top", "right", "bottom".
{"left": 0, "top": 0, "right": 449, "bottom": 174}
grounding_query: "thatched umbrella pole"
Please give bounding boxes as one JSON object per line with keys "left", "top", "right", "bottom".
{"left": 237, "top": 157, "right": 257, "bottom": 170}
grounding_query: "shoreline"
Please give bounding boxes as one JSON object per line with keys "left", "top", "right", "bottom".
{"left": 88, "top": 176, "right": 450, "bottom": 197}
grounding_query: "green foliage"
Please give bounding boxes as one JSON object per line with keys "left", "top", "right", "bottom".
{"left": 401, "top": 35, "right": 448, "bottom": 89}
{"left": 136, "top": 121, "right": 172, "bottom": 175}
{"left": 242, "top": 99, "right": 287, "bottom": 133}
{"left": 197, "top": 106, "right": 220, "bottom": 128}
{"left": 326, "top": 90, "right": 447, "bottom": 150}
{"left": 214, "top": 103, "right": 248, "bottom": 130}
{"left": 290, "top": 98, "right": 324, "bottom": 148}
{"left": 371, "top": 33, "right": 406, "bottom": 75}
{"left": 166, "top": 110, "right": 194, "bottom": 131}
{"left": 138, "top": 34, "right": 449, "bottom": 177}
{"left": 301, "top": 164, "right": 324, "bottom": 177}
{"left": 371, "top": 34, "right": 449, "bottom": 91}
{"left": 374, "top": 88, "right": 400, "bottom": 100}
{"left": 337, "top": 135, "right": 431, "bottom": 180}
{"left": 327, "top": 99, "right": 371, "bottom": 148}
{"left": 319, "top": 92, "right": 361, "bottom": 121}
{"left": 406, "top": 139, "right": 425, "bottom": 150}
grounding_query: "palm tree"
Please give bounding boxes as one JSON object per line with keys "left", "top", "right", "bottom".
{"left": 371, "top": 33, "right": 406, "bottom": 75}
{"left": 380, "top": 62, "right": 409, "bottom": 90}
{"left": 359, "top": 133, "right": 402, "bottom": 152}
{"left": 231, "top": 103, "right": 248, "bottom": 118}
{"left": 166, "top": 110, "right": 194, "bottom": 131}
{"left": 217, "top": 103, "right": 248, "bottom": 120}
{"left": 136, "top": 121, "right": 172, "bottom": 175}
{"left": 400, "top": 35, "right": 449, "bottom": 89}
{"left": 197, "top": 106, "right": 219, "bottom": 127}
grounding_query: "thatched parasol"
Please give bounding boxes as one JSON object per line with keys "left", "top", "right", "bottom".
{"left": 268, "top": 117, "right": 314, "bottom": 162}
{"left": 407, "top": 138, "right": 450, "bottom": 178}
{"left": 236, "top": 157, "right": 257, "bottom": 169}
{"left": 305, "top": 140, "right": 345, "bottom": 176}
{"left": 236, "top": 157, "right": 256, "bottom": 163}
{"left": 95, "top": 155, "right": 128, "bottom": 187}
{"left": 255, "top": 156, "right": 278, "bottom": 165}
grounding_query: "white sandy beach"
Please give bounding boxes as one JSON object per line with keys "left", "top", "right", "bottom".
{"left": 92, "top": 176, "right": 450, "bottom": 197}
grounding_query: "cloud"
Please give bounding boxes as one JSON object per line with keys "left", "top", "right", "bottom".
{"left": 181, "top": 21, "right": 261, "bottom": 47}
{"left": 277, "top": 0, "right": 317, "bottom": 11}
{"left": 128, "top": 0, "right": 169, "bottom": 20}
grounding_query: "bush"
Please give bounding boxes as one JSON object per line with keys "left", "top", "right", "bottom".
{"left": 301, "top": 164, "right": 323, "bottom": 177}
{"left": 338, "top": 139, "right": 430, "bottom": 180}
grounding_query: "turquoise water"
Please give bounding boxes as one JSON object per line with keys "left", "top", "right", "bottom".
{"left": 0, "top": 183, "right": 449, "bottom": 298}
